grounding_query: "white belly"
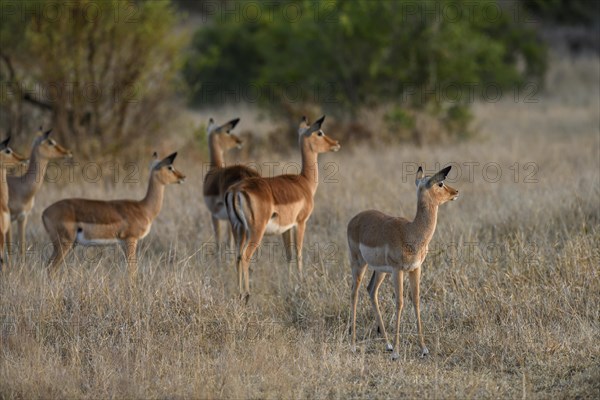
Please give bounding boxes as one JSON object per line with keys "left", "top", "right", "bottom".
{"left": 76, "top": 230, "right": 121, "bottom": 246}
{"left": 359, "top": 243, "right": 422, "bottom": 271}
{"left": 139, "top": 224, "right": 152, "bottom": 239}
{"left": 264, "top": 220, "right": 296, "bottom": 235}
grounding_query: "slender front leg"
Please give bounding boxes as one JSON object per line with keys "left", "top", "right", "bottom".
{"left": 18, "top": 215, "right": 27, "bottom": 258}
{"left": 0, "top": 232, "right": 5, "bottom": 271}
{"left": 409, "top": 267, "right": 428, "bottom": 357}
{"left": 350, "top": 258, "right": 368, "bottom": 353}
{"left": 124, "top": 239, "right": 138, "bottom": 281}
{"left": 6, "top": 227, "right": 12, "bottom": 262}
{"left": 47, "top": 239, "right": 74, "bottom": 278}
{"left": 368, "top": 271, "right": 392, "bottom": 351}
{"left": 294, "top": 221, "right": 306, "bottom": 277}
{"left": 211, "top": 216, "right": 221, "bottom": 253}
{"left": 282, "top": 229, "right": 294, "bottom": 280}
{"left": 391, "top": 269, "right": 404, "bottom": 360}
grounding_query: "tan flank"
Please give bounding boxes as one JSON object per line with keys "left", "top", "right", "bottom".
{"left": 42, "top": 152, "right": 186, "bottom": 278}
{"left": 348, "top": 165, "right": 459, "bottom": 359}
{"left": 0, "top": 137, "right": 28, "bottom": 269}
{"left": 203, "top": 118, "right": 259, "bottom": 251}
{"left": 226, "top": 115, "right": 341, "bottom": 301}
{"left": 7, "top": 128, "right": 72, "bottom": 258}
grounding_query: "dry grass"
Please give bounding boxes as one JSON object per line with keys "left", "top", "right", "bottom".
{"left": 1, "top": 56, "right": 599, "bottom": 399}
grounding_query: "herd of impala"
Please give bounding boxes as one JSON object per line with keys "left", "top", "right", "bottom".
{"left": 0, "top": 116, "right": 458, "bottom": 359}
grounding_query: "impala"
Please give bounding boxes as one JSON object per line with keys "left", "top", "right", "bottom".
{"left": 7, "top": 128, "right": 72, "bottom": 258}
{"left": 42, "top": 152, "right": 185, "bottom": 277}
{"left": 226, "top": 116, "right": 340, "bottom": 301}
{"left": 348, "top": 166, "right": 459, "bottom": 359}
{"left": 203, "top": 118, "right": 259, "bottom": 252}
{"left": 0, "top": 137, "right": 28, "bottom": 269}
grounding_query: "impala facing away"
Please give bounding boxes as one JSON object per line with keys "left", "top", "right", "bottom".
{"left": 42, "top": 152, "right": 185, "bottom": 278}
{"left": 8, "top": 128, "right": 72, "bottom": 258}
{"left": 203, "top": 118, "right": 259, "bottom": 252}
{"left": 348, "top": 166, "right": 459, "bottom": 359}
{"left": 226, "top": 116, "right": 340, "bottom": 301}
{"left": 0, "top": 137, "right": 28, "bottom": 269}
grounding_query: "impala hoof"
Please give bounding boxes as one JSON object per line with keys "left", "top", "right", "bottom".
{"left": 420, "top": 347, "right": 429, "bottom": 358}
{"left": 385, "top": 343, "right": 393, "bottom": 352}
{"left": 391, "top": 352, "right": 400, "bottom": 361}
{"left": 351, "top": 345, "right": 357, "bottom": 353}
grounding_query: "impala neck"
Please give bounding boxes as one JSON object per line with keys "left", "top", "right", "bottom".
{"left": 300, "top": 139, "right": 319, "bottom": 194}
{"left": 141, "top": 174, "right": 166, "bottom": 219}
{"left": 208, "top": 135, "right": 225, "bottom": 169}
{"left": 22, "top": 146, "right": 49, "bottom": 198}
{"left": 411, "top": 196, "right": 439, "bottom": 246}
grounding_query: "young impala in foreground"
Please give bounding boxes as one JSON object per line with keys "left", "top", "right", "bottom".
{"left": 348, "top": 166, "right": 459, "bottom": 359}
{"left": 8, "top": 128, "right": 72, "bottom": 258}
{"left": 203, "top": 118, "right": 259, "bottom": 251}
{"left": 0, "top": 137, "right": 28, "bottom": 269}
{"left": 42, "top": 152, "right": 185, "bottom": 278}
{"left": 226, "top": 116, "right": 340, "bottom": 301}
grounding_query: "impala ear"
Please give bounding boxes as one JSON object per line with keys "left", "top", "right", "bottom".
{"left": 43, "top": 129, "right": 52, "bottom": 139}
{"left": 306, "top": 115, "right": 325, "bottom": 135}
{"left": 207, "top": 118, "right": 216, "bottom": 135}
{"left": 0, "top": 136, "right": 10, "bottom": 149}
{"left": 155, "top": 152, "right": 177, "bottom": 169}
{"left": 224, "top": 117, "right": 240, "bottom": 133}
{"left": 415, "top": 166, "right": 424, "bottom": 186}
{"left": 149, "top": 152, "right": 160, "bottom": 170}
{"left": 429, "top": 165, "right": 452, "bottom": 185}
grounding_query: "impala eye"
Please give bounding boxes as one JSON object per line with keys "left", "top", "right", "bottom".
{"left": 317, "top": 130, "right": 324, "bottom": 137}
{"left": 168, "top": 165, "right": 174, "bottom": 171}
{"left": 438, "top": 182, "right": 444, "bottom": 187}
{"left": 49, "top": 140, "right": 56, "bottom": 146}
{"left": 6, "top": 149, "right": 11, "bottom": 154}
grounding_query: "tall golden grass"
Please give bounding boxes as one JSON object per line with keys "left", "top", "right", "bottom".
{"left": 1, "top": 56, "right": 599, "bottom": 398}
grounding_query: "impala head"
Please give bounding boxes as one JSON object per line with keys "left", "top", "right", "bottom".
{"left": 298, "top": 115, "right": 341, "bottom": 153}
{"left": 35, "top": 128, "right": 73, "bottom": 159}
{"left": 416, "top": 166, "right": 459, "bottom": 205}
{"left": 152, "top": 152, "right": 186, "bottom": 184}
{"left": 0, "top": 136, "right": 28, "bottom": 167}
{"left": 207, "top": 117, "right": 243, "bottom": 150}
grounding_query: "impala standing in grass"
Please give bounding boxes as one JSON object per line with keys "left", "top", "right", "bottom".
{"left": 7, "top": 128, "right": 72, "bottom": 258}
{"left": 203, "top": 118, "right": 259, "bottom": 252}
{"left": 226, "top": 116, "right": 341, "bottom": 301}
{"left": 348, "top": 166, "right": 459, "bottom": 359}
{"left": 0, "top": 137, "right": 28, "bottom": 269}
{"left": 42, "top": 152, "right": 185, "bottom": 278}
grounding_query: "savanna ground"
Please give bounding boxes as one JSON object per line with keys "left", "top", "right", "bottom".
{"left": 1, "top": 56, "right": 599, "bottom": 399}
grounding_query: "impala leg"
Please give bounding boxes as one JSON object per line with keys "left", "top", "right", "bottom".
{"left": 282, "top": 229, "right": 294, "bottom": 279}
{"left": 226, "top": 222, "right": 234, "bottom": 250}
{"left": 391, "top": 269, "right": 404, "bottom": 360}
{"left": 239, "top": 228, "right": 264, "bottom": 303}
{"left": 409, "top": 267, "right": 429, "bottom": 357}
{"left": 294, "top": 221, "right": 306, "bottom": 278}
{"left": 47, "top": 238, "right": 74, "bottom": 278}
{"left": 368, "top": 271, "right": 393, "bottom": 351}
{"left": 124, "top": 239, "right": 139, "bottom": 281}
{"left": 233, "top": 226, "right": 248, "bottom": 298}
{"left": 211, "top": 216, "right": 221, "bottom": 254}
{"left": 350, "top": 253, "right": 367, "bottom": 353}
{"left": 17, "top": 214, "right": 27, "bottom": 258}
{"left": 6, "top": 227, "right": 12, "bottom": 262}
{"left": 0, "top": 232, "right": 5, "bottom": 271}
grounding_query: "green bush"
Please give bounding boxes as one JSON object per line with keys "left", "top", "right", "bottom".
{"left": 183, "top": 0, "right": 547, "bottom": 143}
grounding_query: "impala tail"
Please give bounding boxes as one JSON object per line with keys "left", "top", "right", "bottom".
{"left": 225, "top": 188, "right": 250, "bottom": 233}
